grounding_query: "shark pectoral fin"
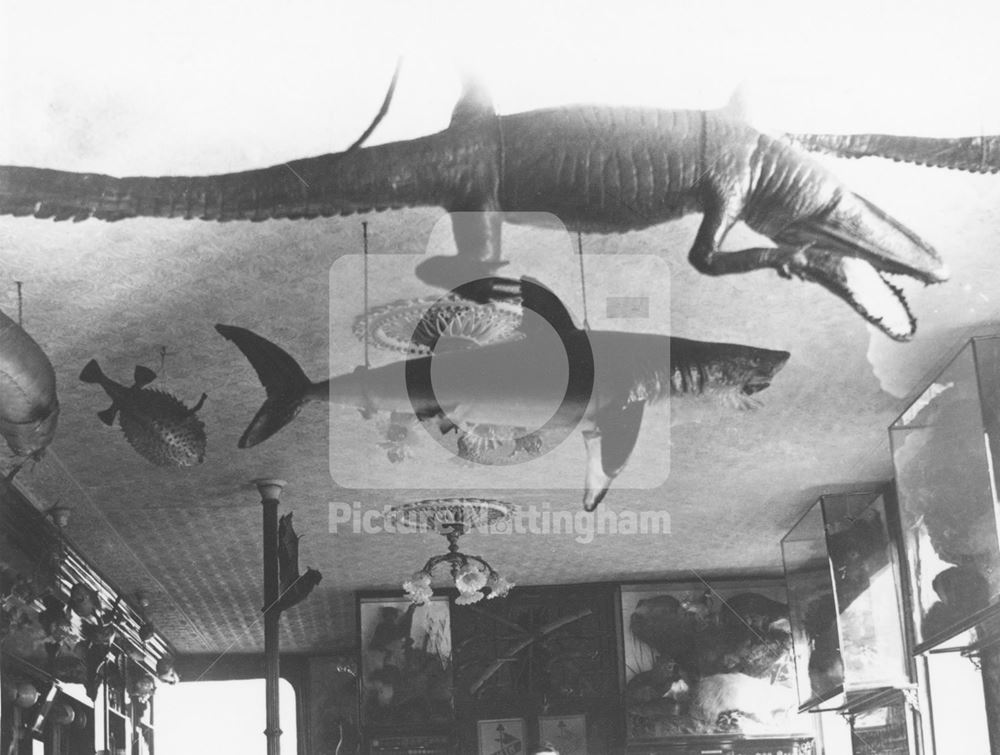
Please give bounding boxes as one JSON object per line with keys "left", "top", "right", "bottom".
{"left": 598, "top": 402, "right": 646, "bottom": 475}
{"left": 582, "top": 402, "right": 647, "bottom": 511}
{"left": 97, "top": 405, "right": 117, "bottom": 426}
{"left": 133, "top": 365, "right": 156, "bottom": 388}
{"left": 582, "top": 430, "right": 612, "bottom": 512}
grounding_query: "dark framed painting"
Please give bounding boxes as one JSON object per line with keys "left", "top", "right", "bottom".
{"left": 620, "top": 579, "right": 815, "bottom": 742}
{"left": 476, "top": 717, "right": 526, "bottom": 755}
{"left": 357, "top": 594, "right": 454, "bottom": 729}
{"left": 538, "top": 713, "right": 587, "bottom": 754}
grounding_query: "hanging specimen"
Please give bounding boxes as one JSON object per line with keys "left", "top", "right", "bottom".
{"left": 79, "top": 360, "right": 207, "bottom": 467}
{"left": 0, "top": 79, "right": 946, "bottom": 340}
{"left": 217, "top": 277, "right": 789, "bottom": 509}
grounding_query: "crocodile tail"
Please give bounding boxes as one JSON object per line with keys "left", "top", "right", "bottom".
{"left": 215, "top": 324, "right": 314, "bottom": 448}
{"left": 789, "top": 133, "right": 1000, "bottom": 174}
{"left": 0, "top": 126, "right": 479, "bottom": 222}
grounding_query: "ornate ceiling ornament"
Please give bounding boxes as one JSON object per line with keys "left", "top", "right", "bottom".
{"left": 353, "top": 295, "right": 523, "bottom": 356}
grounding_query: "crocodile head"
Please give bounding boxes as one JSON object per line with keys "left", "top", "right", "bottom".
{"left": 774, "top": 193, "right": 948, "bottom": 341}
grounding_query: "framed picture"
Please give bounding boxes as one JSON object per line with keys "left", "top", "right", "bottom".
{"left": 538, "top": 714, "right": 587, "bottom": 754}
{"left": 621, "top": 579, "right": 814, "bottom": 741}
{"left": 358, "top": 594, "right": 454, "bottom": 729}
{"left": 477, "top": 718, "right": 526, "bottom": 755}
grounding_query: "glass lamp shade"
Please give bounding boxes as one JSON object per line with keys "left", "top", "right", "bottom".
{"left": 782, "top": 491, "right": 912, "bottom": 712}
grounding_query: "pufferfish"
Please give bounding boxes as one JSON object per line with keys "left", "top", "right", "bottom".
{"left": 79, "top": 360, "right": 207, "bottom": 467}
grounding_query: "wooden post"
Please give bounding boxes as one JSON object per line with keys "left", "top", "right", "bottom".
{"left": 256, "top": 478, "right": 286, "bottom": 755}
{"left": 980, "top": 644, "right": 1000, "bottom": 754}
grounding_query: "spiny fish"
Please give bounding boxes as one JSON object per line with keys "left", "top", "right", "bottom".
{"left": 217, "top": 277, "right": 789, "bottom": 509}
{"left": 0, "top": 308, "right": 59, "bottom": 460}
{"left": 79, "top": 360, "right": 207, "bottom": 467}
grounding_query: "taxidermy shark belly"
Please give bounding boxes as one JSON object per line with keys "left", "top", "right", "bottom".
{"left": 319, "top": 330, "right": 783, "bottom": 427}
{"left": 217, "top": 277, "right": 789, "bottom": 509}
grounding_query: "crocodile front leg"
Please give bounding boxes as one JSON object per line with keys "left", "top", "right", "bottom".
{"left": 687, "top": 204, "right": 916, "bottom": 340}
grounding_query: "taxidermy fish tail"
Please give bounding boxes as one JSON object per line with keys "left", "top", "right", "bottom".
{"left": 214, "top": 324, "right": 314, "bottom": 449}
{"left": 79, "top": 358, "right": 105, "bottom": 385}
{"left": 80, "top": 359, "right": 119, "bottom": 426}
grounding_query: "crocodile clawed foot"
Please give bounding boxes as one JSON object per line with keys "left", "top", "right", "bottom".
{"left": 776, "top": 243, "right": 815, "bottom": 280}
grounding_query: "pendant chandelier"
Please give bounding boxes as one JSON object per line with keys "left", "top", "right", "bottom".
{"left": 387, "top": 498, "right": 516, "bottom": 606}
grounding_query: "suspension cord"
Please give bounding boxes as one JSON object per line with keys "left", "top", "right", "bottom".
{"left": 16, "top": 281, "right": 23, "bottom": 326}
{"left": 577, "top": 232, "right": 591, "bottom": 331}
{"left": 362, "top": 222, "right": 371, "bottom": 370}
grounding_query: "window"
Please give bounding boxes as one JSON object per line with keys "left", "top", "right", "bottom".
{"left": 156, "top": 678, "right": 298, "bottom": 754}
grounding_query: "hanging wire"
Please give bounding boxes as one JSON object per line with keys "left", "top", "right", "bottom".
{"left": 15, "top": 280, "right": 23, "bottom": 326}
{"left": 158, "top": 345, "right": 177, "bottom": 374}
{"left": 576, "top": 232, "right": 591, "bottom": 331}
{"left": 362, "top": 222, "right": 371, "bottom": 370}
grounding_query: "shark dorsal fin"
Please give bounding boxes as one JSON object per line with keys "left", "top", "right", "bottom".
{"left": 450, "top": 76, "right": 495, "bottom": 128}
{"left": 133, "top": 365, "right": 156, "bottom": 388}
{"left": 519, "top": 277, "right": 579, "bottom": 337}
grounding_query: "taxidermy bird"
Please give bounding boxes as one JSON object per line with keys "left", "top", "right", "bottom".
{"left": 68, "top": 583, "right": 101, "bottom": 618}
{"left": 79, "top": 360, "right": 207, "bottom": 467}
{"left": 156, "top": 656, "right": 180, "bottom": 685}
{"left": 272, "top": 513, "right": 322, "bottom": 613}
{"left": 368, "top": 604, "right": 417, "bottom": 662}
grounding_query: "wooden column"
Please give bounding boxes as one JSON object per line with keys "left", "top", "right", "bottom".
{"left": 981, "top": 644, "right": 1000, "bottom": 754}
{"left": 256, "top": 478, "right": 286, "bottom": 755}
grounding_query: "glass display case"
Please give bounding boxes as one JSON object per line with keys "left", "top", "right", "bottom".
{"left": 781, "top": 491, "right": 912, "bottom": 713}
{"left": 890, "top": 335, "right": 1000, "bottom": 653}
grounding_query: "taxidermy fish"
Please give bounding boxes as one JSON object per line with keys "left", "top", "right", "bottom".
{"left": 0, "top": 80, "right": 946, "bottom": 341}
{"left": 79, "top": 360, "right": 207, "bottom": 467}
{"left": 217, "top": 278, "right": 789, "bottom": 509}
{"left": 272, "top": 512, "right": 322, "bottom": 614}
{"left": 0, "top": 308, "right": 59, "bottom": 460}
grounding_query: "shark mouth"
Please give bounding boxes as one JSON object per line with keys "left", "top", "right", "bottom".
{"left": 786, "top": 248, "right": 919, "bottom": 341}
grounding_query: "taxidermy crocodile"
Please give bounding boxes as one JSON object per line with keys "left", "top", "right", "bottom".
{"left": 216, "top": 277, "right": 790, "bottom": 510}
{"left": 789, "top": 132, "right": 1000, "bottom": 174}
{"left": 0, "top": 83, "right": 947, "bottom": 340}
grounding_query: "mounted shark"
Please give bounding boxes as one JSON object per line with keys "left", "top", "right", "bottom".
{"left": 0, "top": 79, "right": 946, "bottom": 340}
{"left": 216, "top": 277, "right": 790, "bottom": 509}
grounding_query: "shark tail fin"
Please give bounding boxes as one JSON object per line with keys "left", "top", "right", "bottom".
{"left": 215, "top": 324, "right": 314, "bottom": 448}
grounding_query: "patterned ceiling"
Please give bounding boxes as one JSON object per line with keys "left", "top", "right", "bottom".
{"left": 2, "top": 3, "right": 1000, "bottom": 657}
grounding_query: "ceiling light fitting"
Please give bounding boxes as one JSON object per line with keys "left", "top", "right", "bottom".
{"left": 387, "top": 498, "right": 516, "bottom": 606}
